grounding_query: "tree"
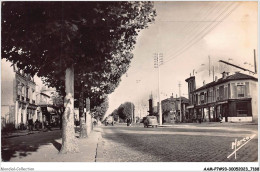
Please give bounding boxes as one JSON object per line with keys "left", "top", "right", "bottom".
{"left": 51, "top": 92, "right": 64, "bottom": 129}
{"left": 112, "top": 102, "right": 135, "bottom": 122}
{"left": 92, "top": 95, "right": 109, "bottom": 121}
{"left": 2, "top": 1, "right": 156, "bottom": 153}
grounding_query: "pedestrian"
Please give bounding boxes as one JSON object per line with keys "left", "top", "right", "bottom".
{"left": 219, "top": 114, "right": 223, "bottom": 123}
{"left": 197, "top": 114, "right": 202, "bottom": 124}
{"left": 126, "top": 118, "right": 130, "bottom": 126}
{"left": 28, "top": 118, "right": 33, "bottom": 134}
{"left": 35, "top": 119, "right": 40, "bottom": 131}
{"left": 45, "top": 121, "right": 52, "bottom": 131}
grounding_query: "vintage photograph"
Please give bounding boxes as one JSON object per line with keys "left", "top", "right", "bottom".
{"left": 1, "top": 0, "right": 258, "bottom": 170}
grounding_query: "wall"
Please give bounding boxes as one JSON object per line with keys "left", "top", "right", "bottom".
{"left": 228, "top": 117, "right": 252, "bottom": 122}
{"left": 250, "top": 81, "right": 258, "bottom": 123}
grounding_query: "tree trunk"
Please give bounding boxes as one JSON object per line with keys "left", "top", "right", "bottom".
{"left": 86, "top": 98, "right": 92, "bottom": 136}
{"left": 60, "top": 66, "right": 79, "bottom": 153}
{"left": 79, "top": 83, "right": 87, "bottom": 138}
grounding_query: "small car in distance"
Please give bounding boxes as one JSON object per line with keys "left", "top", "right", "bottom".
{"left": 105, "top": 116, "right": 114, "bottom": 126}
{"left": 143, "top": 116, "right": 158, "bottom": 128}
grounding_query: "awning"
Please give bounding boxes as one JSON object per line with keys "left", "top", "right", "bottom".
{"left": 41, "top": 106, "right": 56, "bottom": 114}
{"left": 216, "top": 101, "right": 228, "bottom": 105}
{"left": 186, "top": 105, "right": 194, "bottom": 109}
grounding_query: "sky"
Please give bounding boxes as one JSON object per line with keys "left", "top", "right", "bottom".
{"left": 105, "top": 1, "right": 258, "bottom": 118}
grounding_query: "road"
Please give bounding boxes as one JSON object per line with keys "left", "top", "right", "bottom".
{"left": 1, "top": 123, "right": 258, "bottom": 162}
{"left": 100, "top": 123, "right": 258, "bottom": 162}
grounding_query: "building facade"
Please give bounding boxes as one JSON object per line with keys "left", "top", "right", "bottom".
{"left": 185, "top": 72, "right": 258, "bottom": 123}
{"left": 36, "top": 87, "right": 60, "bottom": 127}
{"left": 1, "top": 60, "right": 37, "bottom": 129}
{"left": 161, "top": 96, "right": 189, "bottom": 123}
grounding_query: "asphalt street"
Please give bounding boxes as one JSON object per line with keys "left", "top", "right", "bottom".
{"left": 100, "top": 123, "right": 258, "bottom": 162}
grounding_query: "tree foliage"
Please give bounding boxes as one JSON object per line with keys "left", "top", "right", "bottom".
{"left": 92, "top": 95, "right": 109, "bottom": 120}
{"left": 1, "top": 1, "right": 156, "bottom": 153}
{"left": 2, "top": 1, "right": 156, "bottom": 98}
{"left": 110, "top": 102, "right": 135, "bottom": 121}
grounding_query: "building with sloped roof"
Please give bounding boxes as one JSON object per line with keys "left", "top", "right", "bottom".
{"left": 161, "top": 95, "right": 189, "bottom": 123}
{"left": 185, "top": 72, "right": 258, "bottom": 123}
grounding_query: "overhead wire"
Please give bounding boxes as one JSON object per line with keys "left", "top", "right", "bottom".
{"left": 163, "top": 2, "right": 241, "bottom": 64}
{"left": 164, "top": 2, "right": 235, "bottom": 60}
{"left": 164, "top": 1, "right": 222, "bottom": 56}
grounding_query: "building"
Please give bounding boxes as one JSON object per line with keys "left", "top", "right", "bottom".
{"left": 36, "top": 86, "right": 60, "bottom": 127}
{"left": 1, "top": 60, "right": 37, "bottom": 129}
{"left": 161, "top": 95, "right": 189, "bottom": 123}
{"left": 185, "top": 71, "right": 258, "bottom": 123}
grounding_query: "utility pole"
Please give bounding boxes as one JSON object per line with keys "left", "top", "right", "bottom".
{"left": 178, "top": 82, "right": 182, "bottom": 123}
{"left": 254, "top": 49, "right": 257, "bottom": 74}
{"left": 208, "top": 56, "right": 211, "bottom": 76}
{"left": 154, "top": 53, "right": 163, "bottom": 125}
{"left": 212, "top": 66, "right": 215, "bottom": 81}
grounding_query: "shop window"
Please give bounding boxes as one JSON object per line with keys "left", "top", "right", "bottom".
{"left": 236, "top": 102, "right": 249, "bottom": 116}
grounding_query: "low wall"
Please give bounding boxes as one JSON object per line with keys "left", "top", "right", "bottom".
{"left": 228, "top": 117, "right": 252, "bottom": 122}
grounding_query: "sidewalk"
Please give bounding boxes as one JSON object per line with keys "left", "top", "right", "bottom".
{"left": 2, "top": 128, "right": 61, "bottom": 139}
{"left": 9, "top": 127, "right": 103, "bottom": 162}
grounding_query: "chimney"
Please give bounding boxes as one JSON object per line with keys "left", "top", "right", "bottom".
{"left": 222, "top": 71, "right": 227, "bottom": 79}
{"left": 203, "top": 80, "right": 206, "bottom": 86}
{"left": 215, "top": 76, "right": 218, "bottom": 81}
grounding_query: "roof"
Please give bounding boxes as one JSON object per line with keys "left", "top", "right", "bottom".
{"left": 40, "top": 92, "right": 50, "bottom": 98}
{"left": 194, "top": 72, "right": 258, "bottom": 92}
{"left": 185, "top": 76, "right": 195, "bottom": 82}
{"left": 162, "top": 96, "right": 189, "bottom": 104}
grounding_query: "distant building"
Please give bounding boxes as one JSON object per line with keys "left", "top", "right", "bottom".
{"left": 36, "top": 87, "right": 58, "bottom": 125}
{"left": 161, "top": 95, "right": 189, "bottom": 123}
{"left": 1, "top": 60, "right": 37, "bottom": 129}
{"left": 185, "top": 72, "right": 258, "bottom": 123}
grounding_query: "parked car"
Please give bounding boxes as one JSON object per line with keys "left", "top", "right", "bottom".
{"left": 143, "top": 116, "right": 158, "bottom": 128}
{"left": 105, "top": 116, "right": 114, "bottom": 126}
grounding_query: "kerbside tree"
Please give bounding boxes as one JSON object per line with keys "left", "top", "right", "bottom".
{"left": 2, "top": 1, "right": 156, "bottom": 153}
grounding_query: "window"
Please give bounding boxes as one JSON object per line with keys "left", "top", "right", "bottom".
{"left": 219, "top": 86, "right": 224, "bottom": 100}
{"left": 237, "top": 85, "right": 245, "bottom": 97}
{"left": 26, "top": 87, "right": 29, "bottom": 98}
{"left": 236, "top": 102, "right": 249, "bottom": 116}
{"left": 17, "top": 82, "right": 22, "bottom": 95}
{"left": 224, "top": 86, "right": 228, "bottom": 99}
{"left": 200, "top": 93, "right": 204, "bottom": 104}
{"left": 216, "top": 88, "right": 219, "bottom": 101}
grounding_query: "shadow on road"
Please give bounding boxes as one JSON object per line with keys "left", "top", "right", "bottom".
{"left": 1, "top": 130, "right": 62, "bottom": 161}
{"left": 51, "top": 140, "right": 62, "bottom": 151}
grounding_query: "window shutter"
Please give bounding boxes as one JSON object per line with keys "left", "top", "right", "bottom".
{"left": 245, "top": 82, "right": 249, "bottom": 97}
{"left": 231, "top": 83, "right": 236, "bottom": 98}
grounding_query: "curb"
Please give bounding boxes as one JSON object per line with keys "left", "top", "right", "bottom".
{"left": 95, "top": 128, "right": 104, "bottom": 162}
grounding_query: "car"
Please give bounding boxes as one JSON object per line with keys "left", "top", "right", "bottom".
{"left": 105, "top": 116, "right": 114, "bottom": 126}
{"left": 143, "top": 116, "right": 158, "bottom": 128}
